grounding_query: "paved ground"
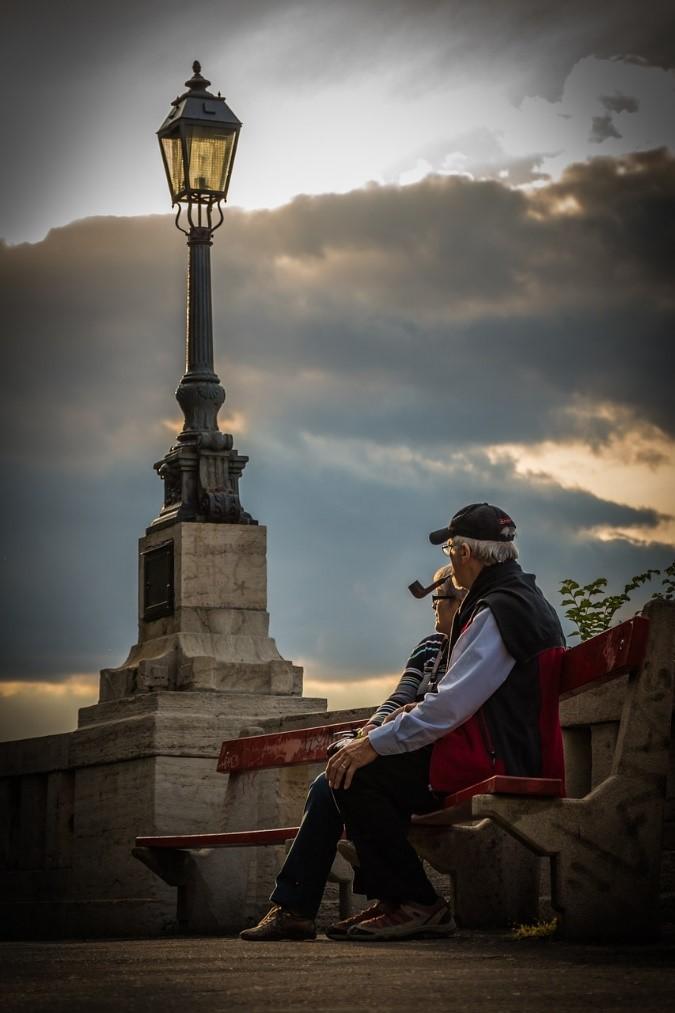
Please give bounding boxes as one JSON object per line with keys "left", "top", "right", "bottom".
{"left": 2, "top": 930, "right": 675, "bottom": 1013}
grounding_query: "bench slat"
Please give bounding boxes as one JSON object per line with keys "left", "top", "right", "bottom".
{"left": 135, "top": 827, "right": 300, "bottom": 849}
{"left": 218, "top": 719, "right": 367, "bottom": 773}
{"left": 559, "top": 616, "right": 649, "bottom": 698}
{"left": 442, "top": 774, "right": 564, "bottom": 807}
{"left": 411, "top": 775, "right": 564, "bottom": 827}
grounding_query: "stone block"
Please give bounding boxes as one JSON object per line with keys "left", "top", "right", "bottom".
{"left": 560, "top": 676, "right": 628, "bottom": 726}
{"left": 140, "top": 522, "right": 267, "bottom": 622}
{"left": 269, "top": 662, "right": 303, "bottom": 696}
{"left": 152, "top": 755, "right": 229, "bottom": 836}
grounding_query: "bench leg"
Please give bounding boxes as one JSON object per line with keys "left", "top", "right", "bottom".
{"left": 133, "top": 846, "right": 255, "bottom": 934}
{"left": 324, "top": 851, "right": 354, "bottom": 920}
{"left": 473, "top": 776, "right": 666, "bottom": 941}
{"left": 132, "top": 846, "right": 189, "bottom": 887}
{"left": 338, "top": 880, "right": 353, "bottom": 920}
{"left": 409, "top": 820, "right": 540, "bottom": 928}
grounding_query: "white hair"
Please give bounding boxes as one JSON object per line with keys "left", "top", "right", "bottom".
{"left": 432, "top": 563, "right": 463, "bottom": 599}
{"left": 452, "top": 535, "right": 518, "bottom": 565}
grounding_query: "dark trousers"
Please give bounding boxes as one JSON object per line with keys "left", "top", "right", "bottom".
{"left": 270, "top": 747, "right": 441, "bottom": 918}
{"left": 271, "top": 772, "right": 344, "bottom": 918}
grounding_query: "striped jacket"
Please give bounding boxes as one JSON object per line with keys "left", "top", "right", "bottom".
{"left": 369, "top": 633, "right": 448, "bottom": 726}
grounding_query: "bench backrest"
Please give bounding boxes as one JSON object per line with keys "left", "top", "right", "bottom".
{"left": 559, "top": 616, "right": 649, "bottom": 698}
{"left": 218, "top": 719, "right": 366, "bottom": 773}
{"left": 218, "top": 616, "right": 650, "bottom": 775}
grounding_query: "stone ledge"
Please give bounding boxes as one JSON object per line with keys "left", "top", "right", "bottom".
{"left": 78, "top": 690, "right": 327, "bottom": 728}
{"left": 257, "top": 706, "right": 374, "bottom": 734}
{"left": 0, "top": 732, "right": 72, "bottom": 778}
{"left": 1, "top": 696, "right": 330, "bottom": 775}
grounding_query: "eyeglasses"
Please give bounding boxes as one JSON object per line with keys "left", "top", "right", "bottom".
{"left": 441, "top": 542, "right": 453, "bottom": 556}
{"left": 432, "top": 595, "right": 456, "bottom": 604}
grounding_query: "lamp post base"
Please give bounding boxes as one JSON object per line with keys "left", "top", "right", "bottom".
{"left": 150, "top": 432, "right": 256, "bottom": 531}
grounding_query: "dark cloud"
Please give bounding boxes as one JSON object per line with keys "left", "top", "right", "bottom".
{"left": 253, "top": 1, "right": 675, "bottom": 99}
{"left": 9, "top": 1, "right": 674, "bottom": 101}
{"left": 1, "top": 151, "right": 673, "bottom": 699}
{"left": 602, "top": 93, "right": 640, "bottom": 114}
{"left": 589, "top": 114, "right": 622, "bottom": 143}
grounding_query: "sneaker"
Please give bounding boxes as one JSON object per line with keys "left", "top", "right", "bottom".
{"left": 346, "top": 898, "right": 456, "bottom": 941}
{"left": 239, "top": 904, "right": 316, "bottom": 941}
{"left": 325, "top": 900, "right": 394, "bottom": 940}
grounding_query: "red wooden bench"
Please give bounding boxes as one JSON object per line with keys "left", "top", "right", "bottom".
{"left": 134, "top": 603, "right": 674, "bottom": 941}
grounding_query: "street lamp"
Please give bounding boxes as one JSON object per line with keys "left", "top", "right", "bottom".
{"left": 152, "top": 61, "right": 255, "bottom": 528}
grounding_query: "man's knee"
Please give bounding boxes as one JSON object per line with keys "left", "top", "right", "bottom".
{"left": 306, "top": 770, "right": 342, "bottom": 817}
{"left": 333, "top": 757, "right": 388, "bottom": 804}
{"left": 308, "top": 771, "right": 333, "bottom": 801}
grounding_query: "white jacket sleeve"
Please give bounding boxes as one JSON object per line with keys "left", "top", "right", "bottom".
{"left": 368, "top": 608, "right": 515, "bottom": 755}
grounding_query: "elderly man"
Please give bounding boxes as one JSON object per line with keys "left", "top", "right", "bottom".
{"left": 243, "top": 503, "right": 565, "bottom": 941}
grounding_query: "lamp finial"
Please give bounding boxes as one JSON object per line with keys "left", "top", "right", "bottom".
{"left": 185, "top": 61, "right": 211, "bottom": 93}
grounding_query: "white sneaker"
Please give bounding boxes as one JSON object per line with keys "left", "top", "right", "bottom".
{"left": 347, "top": 898, "right": 456, "bottom": 940}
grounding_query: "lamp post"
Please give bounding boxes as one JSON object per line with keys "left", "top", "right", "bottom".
{"left": 153, "top": 61, "right": 255, "bottom": 528}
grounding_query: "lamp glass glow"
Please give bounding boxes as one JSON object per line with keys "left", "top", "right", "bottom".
{"left": 161, "top": 127, "right": 237, "bottom": 203}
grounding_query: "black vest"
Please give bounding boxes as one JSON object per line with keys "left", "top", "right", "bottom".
{"left": 451, "top": 560, "right": 565, "bottom": 777}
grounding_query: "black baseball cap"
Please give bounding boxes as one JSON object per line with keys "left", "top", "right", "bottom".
{"left": 429, "top": 502, "right": 516, "bottom": 545}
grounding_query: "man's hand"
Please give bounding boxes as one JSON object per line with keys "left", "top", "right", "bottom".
{"left": 326, "top": 735, "right": 378, "bottom": 790}
{"left": 381, "top": 702, "right": 417, "bottom": 724}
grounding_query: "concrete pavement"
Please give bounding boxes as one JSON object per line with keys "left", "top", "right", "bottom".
{"left": 2, "top": 930, "right": 675, "bottom": 1013}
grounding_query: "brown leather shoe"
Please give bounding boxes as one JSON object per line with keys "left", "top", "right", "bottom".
{"left": 239, "top": 904, "right": 316, "bottom": 941}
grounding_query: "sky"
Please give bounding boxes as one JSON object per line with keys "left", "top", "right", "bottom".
{"left": 1, "top": 0, "right": 674, "bottom": 741}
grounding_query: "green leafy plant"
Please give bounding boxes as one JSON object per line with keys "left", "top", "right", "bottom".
{"left": 560, "top": 561, "right": 675, "bottom": 641}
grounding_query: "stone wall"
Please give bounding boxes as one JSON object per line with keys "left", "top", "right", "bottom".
{"left": 0, "top": 694, "right": 331, "bottom": 938}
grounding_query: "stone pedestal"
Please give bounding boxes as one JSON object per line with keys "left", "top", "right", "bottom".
{"left": 99, "top": 522, "right": 301, "bottom": 701}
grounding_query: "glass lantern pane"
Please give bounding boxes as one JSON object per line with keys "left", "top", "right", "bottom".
{"left": 185, "top": 128, "right": 236, "bottom": 194}
{"left": 161, "top": 136, "right": 186, "bottom": 199}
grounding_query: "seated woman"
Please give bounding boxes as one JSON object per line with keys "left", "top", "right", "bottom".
{"left": 240, "top": 564, "right": 463, "bottom": 941}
